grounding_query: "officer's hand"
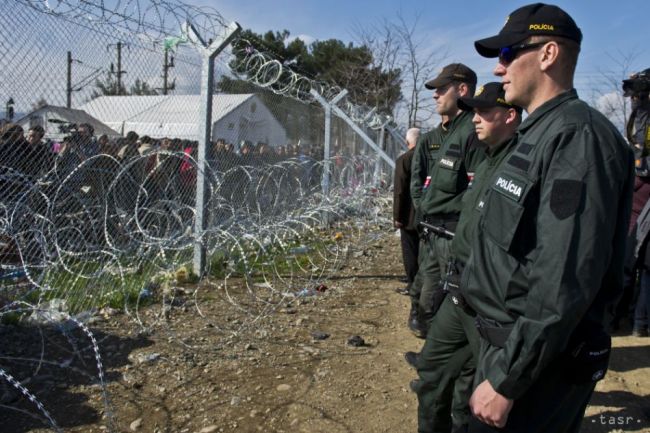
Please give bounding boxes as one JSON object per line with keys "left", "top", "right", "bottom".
{"left": 469, "top": 379, "right": 514, "bottom": 428}
{"left": 394, "top": 221, "right": 404, "bottom": 229}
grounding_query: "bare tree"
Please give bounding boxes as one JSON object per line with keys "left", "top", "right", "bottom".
{"left": 352, "top": 12, "right": 447, "bottom": 128}
{"left": 590, "top": 50, "right": 643, "bottom": 133}
{"left": 393, "top": 13, "right": 446, "bottom": 128}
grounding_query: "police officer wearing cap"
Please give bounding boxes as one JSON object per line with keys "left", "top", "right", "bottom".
{"left": 415, "top": 83, "right": 521, "bottom": 433}
{"left": 414, "top": 64, "right": 486, "bottom": 332}
{"left": 463, "top": 4, "right": 634, "bottom": 432}
{"left": 408, "top": 63, "right": 485, "bottom": 431}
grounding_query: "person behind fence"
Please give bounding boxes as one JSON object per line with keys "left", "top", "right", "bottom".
{"left": 0, "top": 123, "right": 25, "bottom": 176}
{"left": 24, "top": 125, "right": 54, "bottom": 179}
{"left": 393, "top": 127, "right": 421, "bottom": 296}
{"left": 414, "top": 82, "right": 521, "bottom": 433}
{"left": 138, "top": 135, "right": 154, "bottom": 156}
{"left": 461, "top": 4, "right": 634, "bottom": 432}
{"left": 118, "top": 131, "right": 140, "bottom": 160}
{"left": 77, "top": 123, "right": 98, "bottom": 160}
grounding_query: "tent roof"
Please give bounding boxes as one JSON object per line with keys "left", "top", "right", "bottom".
{"left": 15, "top": 105, "right": 120, "bottom": 137}
{"left": 81, "top": 94, "right": 255, "bottom": 125}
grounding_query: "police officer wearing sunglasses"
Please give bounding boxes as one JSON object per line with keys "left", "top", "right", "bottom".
{"left": 461, "top": 3, "right": 634, "bottom": 432}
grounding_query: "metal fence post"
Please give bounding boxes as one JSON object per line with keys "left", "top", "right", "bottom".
{"left": 310, "top": 89, "right": 394, "bottom": 169}
{"left": 186, "top": 20, "right": 241, "bottom": 278}
{"left": 373, "top": 125, "right": 385, "bottom": 187}
{"left": 322, "top": 101, "right": 332, "bottom": 197}
{"left": 310, "top": 89, "right": 347, "bottom": 225}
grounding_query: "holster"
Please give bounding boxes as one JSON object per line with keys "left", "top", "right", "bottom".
{"left": 443, "top": 260, "right": 475, "bottom": 316}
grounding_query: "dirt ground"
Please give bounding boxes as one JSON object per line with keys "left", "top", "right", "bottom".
{"left": 2, "top": 232, "right": 649, "bottom": 433}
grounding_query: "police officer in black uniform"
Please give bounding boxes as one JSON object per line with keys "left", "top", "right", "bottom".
{"left": 414, "top": 64, "right": 485, "bottom": 334}
{"left": 408, "top": 63, "right": 486, "bottom": 431}
{"left": 416, "top": 83, "right": 522, "bottom": 433}
{"left": 464, "top": 4, "right": 634, "bottom": 432}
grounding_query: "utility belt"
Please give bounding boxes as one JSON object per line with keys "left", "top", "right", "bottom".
{"left": 475, "top": 315, "right": 611, "bottom": 385}
{"left": 422, "top": 213, "right": 459, "bottom": 233}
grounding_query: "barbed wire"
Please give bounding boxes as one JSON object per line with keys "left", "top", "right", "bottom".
{"left": 19, "top": 0, "right": 228, "bottom": 42}
{"left": 0, "top": 150, "right": 392, "bottom": 430}
{"left": 227, "top": 39, "right": 395, "bottom": 130}
{"left": 1, "top": 0, "right": 401, "bottom": 430}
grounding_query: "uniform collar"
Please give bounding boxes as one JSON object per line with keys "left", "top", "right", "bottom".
{"left": 449, "top": 109, "right": 473, "bottom": 130}
{"left": 518, "top": 89, "right": 578, "bottom": 134}
{"left": 486, "top": 135, "right": 517, "bottom": 162}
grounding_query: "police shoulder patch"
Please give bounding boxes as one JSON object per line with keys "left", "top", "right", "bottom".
{"left": 550, "top": 179, "right": 583, "bottom": 220}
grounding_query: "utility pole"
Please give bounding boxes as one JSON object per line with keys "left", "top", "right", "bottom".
{"left": 66, "top": 51, "right": 72, "bottom": 108}
{"left": 116, "top": 41, "right": 123, "bottom": 94}
{"left": 108, "top": 42, "right": 127, "bottom": 94}
{"left": 162, "top": 48, "right": 175, "bottom": 95}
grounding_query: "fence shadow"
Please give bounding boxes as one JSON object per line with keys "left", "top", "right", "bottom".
{"left": 0, "top": 322, "right": 153, "bottom": 432}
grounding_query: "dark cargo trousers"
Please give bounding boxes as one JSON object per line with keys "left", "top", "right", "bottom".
{"left": 416, "top": 295, "right": 481, "bottom": 433}
{"left": 410, "top": 232, "right": 450, "bottom": 326}
{"left": 467, "top": 341, "right": 596, "bottom": 433}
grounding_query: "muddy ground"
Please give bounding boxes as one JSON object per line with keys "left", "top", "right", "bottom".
{"left": 1, "top": 232, "right": 649, "bottom": 433}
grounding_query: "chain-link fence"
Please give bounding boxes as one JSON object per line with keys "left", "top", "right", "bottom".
{"left": 0, "top": 1, "right": 404, "bottom": 429}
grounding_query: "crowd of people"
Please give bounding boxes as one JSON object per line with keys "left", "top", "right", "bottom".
{"left": 392, "top": 3, "right": 648, "bottom": 433}
{"left": 0, "top": 121, "right": 325, "bottom": 183}
{"left": 0, "top": 121, "right": 334, "bottom": 265}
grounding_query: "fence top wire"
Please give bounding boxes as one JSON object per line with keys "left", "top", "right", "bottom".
{"left": 12, "top": 0, "right": 396, "bottom": 134}
{"left": 19, "top": 0, "right": 228, "bottom": 42}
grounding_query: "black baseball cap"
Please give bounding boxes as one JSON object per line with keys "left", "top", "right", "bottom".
{"left": 474, "top": 3, "right": 582, "bottom": 58}
{"left": 424, "top": 63, "right": 477, "bottom": 90}
{"left": 457, "top": 82, "right": 523, "bottom": 113}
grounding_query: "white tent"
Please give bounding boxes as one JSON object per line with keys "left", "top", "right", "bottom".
{"left": 15, "top": 105, "right": 120, "bottom": 141}
{"left": 81, "top": 94, "right": 288, "bottom": 146}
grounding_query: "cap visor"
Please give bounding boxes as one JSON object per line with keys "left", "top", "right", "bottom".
{"left": 457, "top": 97, "right": 495, "bottom": 111}
{"left": 424, "top": 77, "right": 452, "bottom": 90}
{"left": 474, "top": 33, "right": 527, "bottom": 58}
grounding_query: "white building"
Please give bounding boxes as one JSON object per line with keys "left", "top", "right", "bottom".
{"left": 15, "top": 105, "right": 120, "bottom": 141}
{"left": 81, "top": 94, "right": 288, "bottom": 147}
